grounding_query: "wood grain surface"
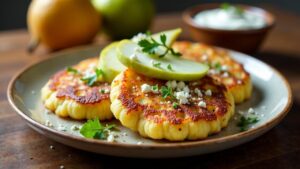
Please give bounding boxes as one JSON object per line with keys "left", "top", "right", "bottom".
{"left": 0, "top": 6, "right": 299, "bottom": 169}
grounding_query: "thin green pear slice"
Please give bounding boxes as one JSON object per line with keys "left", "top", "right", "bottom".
{"left": 117, "top": 40, "right": 209, "bottom": 81}
{"left": 151, "top": 28, "right": 182, "bottom": 47}
{"left": 98, "top": 42, "right": 126, "bottom": 83}
{"left": 98, "top": 28, "right": 182, "bottom": 82}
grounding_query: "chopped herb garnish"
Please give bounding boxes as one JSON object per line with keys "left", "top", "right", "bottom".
{"left": 220, "top": 3, "right": 244, "bottom": 15}
{"left": 152, "top": 62, "right": 162, "bottom": 69}
{"left": 220, "top": 3, "right": 231, "bottom": 10}
{"left": 237, "top": 116, "right": 259, "bottom": 131}
{"left": 172, "top": 102, "right": 179, "bottom": 109}
{"left": 160, "top": 86, "right": 173, "bottom": 99}
{"left": 67, "top": 67, "right": 80, "bottom": 74}
{"left": 214, "top": 62, "right": 222, "bottom": 71}
{"left": 100, "top": 89, "right": 105, "bottom": 94}
{"left": 152, "top": 84, "right": 159, "bottom": 92}
{"left": 81, "top": 68, "right": 104, "bottom": 86}
{"left": 80, "top": 118, "right": 117, "bottom": 139}
{"left": 138, "top": 34, "right": 181, "bottom": 58}
{"left": 167, "top": 64, "right": 173, "bottom": 71}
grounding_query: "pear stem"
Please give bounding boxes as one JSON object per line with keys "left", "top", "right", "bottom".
{"left": 27, "top": 38, "right": 40, "bottom": 53}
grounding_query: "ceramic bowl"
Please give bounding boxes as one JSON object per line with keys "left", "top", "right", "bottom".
{"left": 183, "top": 3, "right": 275, "bottom": 54}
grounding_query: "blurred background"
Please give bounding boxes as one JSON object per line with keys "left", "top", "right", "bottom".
{"left": 1, "top": 0, "right": 300, "bottom": 31}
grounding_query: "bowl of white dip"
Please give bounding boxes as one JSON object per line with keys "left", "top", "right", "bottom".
{"left": 183, "top": 3, "right": 275, "bottom": 54}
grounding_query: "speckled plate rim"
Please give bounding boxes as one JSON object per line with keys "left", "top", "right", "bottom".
{"left": 7, "top": 45, "right": 293, "bottom": 150}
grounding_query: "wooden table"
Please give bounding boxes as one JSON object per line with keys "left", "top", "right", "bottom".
{"left": 1, "top": 6, "right": 299, "bottom": 169}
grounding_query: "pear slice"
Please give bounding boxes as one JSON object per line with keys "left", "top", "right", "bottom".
{"left": 98, "top": 42, "right": 126, "bottom": 83}
{"left": 151, "top": 28, "right": 182, "bottom": 47}
{"left": 117, "top": 40, "right": 209, "bottom": 81}
{"left": 98, "top": 28, "right": 182, "bottom": 82}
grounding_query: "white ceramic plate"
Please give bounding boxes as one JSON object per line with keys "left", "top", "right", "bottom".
{"left": 7, "top": 45, "right": 292, "bottom": 158}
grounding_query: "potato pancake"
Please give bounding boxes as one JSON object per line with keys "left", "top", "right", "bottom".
{"left": 173, "top": 41, "right": 252, "bottom": 103}
{"left": 41, "top": 58, "right": 113, "bottom": 120}
{"left": 110, "top": 69, "right": 234, "bottom": 141}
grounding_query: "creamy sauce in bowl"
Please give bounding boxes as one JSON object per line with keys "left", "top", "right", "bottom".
{"left": 193, "top": 5, "right": 266, "bottom": 30}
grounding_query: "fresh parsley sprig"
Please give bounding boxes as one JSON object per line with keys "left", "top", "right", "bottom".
{"left": 220, "top": 3, "right": 244, "bottom": 16}
{"left": 80, "top": 118, "right": 117, "bottom": 140}
{"left": 81, "top": 68, "right": 104, "bottom": 86}
{"left": 237, "top": 116, "right": 259, "bottom": 131}
{"left": 67, "top": 67, "right": 80, "bottom": 75}
{"left": 160, "top": 86, "right": 174, "bottom": 99}
{"left": 138, "top": 34, "right": 181, "bottom": 58}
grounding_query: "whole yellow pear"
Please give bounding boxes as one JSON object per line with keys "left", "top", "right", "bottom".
{"left": 27, "top": 0, "right": 101, "bottom": 51}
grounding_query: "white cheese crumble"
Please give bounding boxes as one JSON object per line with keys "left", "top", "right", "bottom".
{"left": 175, "top": 91, "right": 190, "bottom": 104}
{"left": 71, "top": 125, "right": 80, "bottom": 131}
{"left": 45, "top": 120, "right": 53, "bottom": 127}
{"left": 49, "top": 145, "right": 55, "bottom": 149}
{"left": 183, "top": 86, "right": 190, "bottom": 93}
{"left": 104, "top": 89, "right": 110, "bottom": 94}
{"left": 222, "top": 72, "right": 229, "bottom": 77}
{"left": 132, "top": 33, "right": 148, "bottom": 43}
{"left": 221, "top": 65, "right": 228, "bottom": 71}
{"left": 141, "top": 84, "right": 152, "bottom": 93}
{"left": 60, "top": 165, "right": 65, "bottom": 169}
{"left": 194, "top": 88, "right": 203, "bottom": 97}
{"left": 248, "top": 108, "right": 255, "bottom": 114}
{"left": 166, "top": 80, "right": 177, "bottom": 89}
{"left": 198, "top": 101, "right": 207, "bottom": 108}
{"left": 57, "top": 124, "right": 67, "bottom": 131}
{"left": 205, "top": 89, "right": 212, "bottom": 96}
{"left": 107, "top": 134, "right": 115, "bottom": 142}
{"left": 137, "top": 141, "right": 144, "bottom": 145}
{"left": 177, "top": 81, "right": 185, "bottom": 90}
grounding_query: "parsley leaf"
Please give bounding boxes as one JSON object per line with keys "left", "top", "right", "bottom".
{"left": 152, "top": 84, "right": 159, "bottom": 92}
{"left": 81, "top": 68, "right": 104, "bottom": 86}
{"left": 172, "top": 102, "right": 179, "bottom": 109}
{"left": 138, "top": 34, "right": 182, "bottom": 58}
{"left": 152, "top": 62, "right": 162, "bottom": 69}
{"left": 160, "top": 86, "right": 173, "bottom": 99}
{"left": 220, "top": 3, "right": 244, "bottom": 16}
{"left": 67, "top": 67, "right": 80, "bottom": 75}
{"left": 237, "top": 116, "right": 259, "bottom": 131}
{"left": 80, "top": 118, "right": 116, "bottom": 139}
{"left": 167, "top": 64, "right": 173, "bottom": 71}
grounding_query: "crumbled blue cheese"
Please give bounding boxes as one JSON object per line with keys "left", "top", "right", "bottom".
{"left": 175, "top": 91, "right": 190, "bottom": 104}
{"left": 198, "top": 101, "right": 207, "bottom": 108}
{"left": 222, "top": 72, "right": 229, "bottom": 77}
{"left": 166, "top": 80, "right": 177, "bottom": 89}
{"left": 132, "top": 33, "right": 147, "bottom": 43}
{"left": 177, "top": 81, "right": 185, "bottom": 90}
{"left": 57, "top": 124, "right": 67, "bottom": 131}
{"left": 71, "top": 125, "right": 80, "bottom": 131}
{"left": 104, "top": 89, "right": 110, "bottom": 94}
{"left": 194, "top": 88, "right": 202, "bottom": 97}
{"left": 183, "top": 86, "right": 190, "bottom": 93}
{"left": 107, "top": 133, "right": 116, "bottom": 142}
{"left": 137, "top": 141, "right": 144, "bottom": 145}
{"left": 248, "top": 108, "right": 255, "bottom": 114}
{"left": 221, "top": 65, "right": 229, "bottom": 71}
{"left": 205, "top": 89, "right": 212, "bottom": 96}
{"left": 45, "top": 120, "right": 53, "bottom": 127}
{"left": 141, "top": 84, "right": 152, "bottom": 93}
